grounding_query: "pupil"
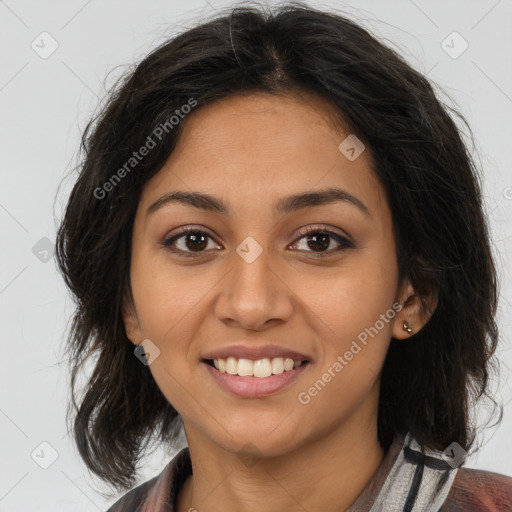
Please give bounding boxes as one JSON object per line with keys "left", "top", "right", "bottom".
{"left": 307, "top": 233, "right": 329, "bottom": 252}
{"left": 186, "top": 233, "right": 207, "bottom": 251}
{"left": 183, "top": 232, "right": 330, "bottom": 252}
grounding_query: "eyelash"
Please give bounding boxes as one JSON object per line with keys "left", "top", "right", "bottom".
{"left": 161, "top": 225, "right": 353, "bottom": 258}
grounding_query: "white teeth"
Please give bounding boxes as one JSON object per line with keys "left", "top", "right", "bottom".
{"left": 271, "top": 357, "right": 284, "bottom": 374}
{"left": 226, "top": 356, "right": 238, "bottom": 375}
{"left": 237, "top": 358, "right": 253, "bottom": 376}
{"left": 211, "top": 356, "right": 305, "bottom": 377}
{"left": 253, "top": 358, "right": 272, "bottom": 377}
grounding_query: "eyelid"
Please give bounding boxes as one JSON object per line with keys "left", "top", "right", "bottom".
{"left": 161, "top": 225, "right": 220, "bottom": 257}
{"left": 289, "top": 225, "right": 354, "bottom": 257}
{"left": 293, "top": 223, "right": 353, "bottom": 244}
{"left": 161, "top": 224, "right": 354, "bottom": 257}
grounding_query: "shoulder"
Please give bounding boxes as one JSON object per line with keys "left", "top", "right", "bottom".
{"left": 440, "top": 467, "right": 512, "bottom": 512}
{"left": 105, "top": 475, "right": 159, "bottom": 512}
{"left": 104, "top": 447, "right": 191, "bottom": 512}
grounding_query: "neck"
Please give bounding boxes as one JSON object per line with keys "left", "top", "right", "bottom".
{"left": 177, "top": 402, "right": 386, "bottom": 512}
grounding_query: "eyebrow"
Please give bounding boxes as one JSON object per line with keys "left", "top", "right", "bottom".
{"left": 146, "top": 187, "right": 370, "bottom": 218}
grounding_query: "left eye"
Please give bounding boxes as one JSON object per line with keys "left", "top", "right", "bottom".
{"left": 161, "top": 226, "right": 353, "bottom": 257}
{"left": 291, "top": 227, "right": 353, "bottom": 257}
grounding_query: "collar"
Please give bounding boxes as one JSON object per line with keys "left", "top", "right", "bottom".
{"left": 137, "top": 431, "right": 458, "bottom": 512}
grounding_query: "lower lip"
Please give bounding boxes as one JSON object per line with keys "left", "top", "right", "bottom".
{"left": 202, "top": 361, "right": 310, "bottom": 398}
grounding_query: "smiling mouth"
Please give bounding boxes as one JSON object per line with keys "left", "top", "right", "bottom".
{"left": 203, "top": 357, "right": 309, "bottom": 378}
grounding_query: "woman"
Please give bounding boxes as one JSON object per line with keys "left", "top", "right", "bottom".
{"left": 56, "top": 2, "right": 512, "bottom": 511}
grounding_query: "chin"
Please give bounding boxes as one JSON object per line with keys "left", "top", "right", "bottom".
{"left": 209, "top": 420, "right": 305, "bottom": 459}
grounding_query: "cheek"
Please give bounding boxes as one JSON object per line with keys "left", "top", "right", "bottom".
{"left": 294, "top": 283, "right": 397, "bottom": 434}
{"left": 298, "top": 254, "right": 398, "bottom": 347}
{"left": 130, "top": 245, "right": 204, "bottom": 339}
{"left": 296, "top": 249, "right": 398, "bottom": 400}
{"left": 129, "top": 259, "right": 200, "bottom": 413}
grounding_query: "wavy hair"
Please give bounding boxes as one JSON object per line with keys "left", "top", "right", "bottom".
{"left": 55, "top": 0, "right": 502, "bottom": 493}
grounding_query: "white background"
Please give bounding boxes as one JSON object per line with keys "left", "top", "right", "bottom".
{"left": 1, "top": 0, "right": 511, "bottom": 510}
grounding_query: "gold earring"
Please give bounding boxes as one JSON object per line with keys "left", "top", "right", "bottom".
{"left": 403, "top": 321, "right": 413, "bottom": 334}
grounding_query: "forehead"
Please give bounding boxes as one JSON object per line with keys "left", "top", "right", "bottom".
{"left": 138, "top": 92, "right": 388, "bottom": 220}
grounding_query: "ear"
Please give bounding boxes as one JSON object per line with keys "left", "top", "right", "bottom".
{"left": 122, "top": 302, "right": 143, "bottom": 346}
{"left": 392, "top": 279, "right": 438, "bottom": 340}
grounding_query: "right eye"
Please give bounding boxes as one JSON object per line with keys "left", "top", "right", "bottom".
{"left": 161, "top": 227, "right": 222, "bottom": 257}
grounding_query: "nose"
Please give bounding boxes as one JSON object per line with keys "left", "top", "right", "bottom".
{"left": 214, "top": 242, "right": 294, "bottom": 331}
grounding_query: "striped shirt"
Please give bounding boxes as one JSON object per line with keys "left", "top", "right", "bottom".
{"left": 106, "top": 431, "right": 512, "bottom": 511}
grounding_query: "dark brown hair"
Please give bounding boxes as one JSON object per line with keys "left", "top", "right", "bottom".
{"left": 55, "top": 0, "right": 502, "bottom": 493}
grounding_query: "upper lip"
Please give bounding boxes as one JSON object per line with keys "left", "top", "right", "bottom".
{"left": 202, "top": 344, "right": 312, "bottom": 362}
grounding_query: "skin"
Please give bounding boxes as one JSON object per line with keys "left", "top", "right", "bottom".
{"left": 123, "top": 91, "right": 435, "bottom": 512}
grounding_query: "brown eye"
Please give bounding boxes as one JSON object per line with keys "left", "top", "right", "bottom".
{"left": 291, "top": 226, "right": 353, "bottom": 257}
{"left": 161, "top": 225, "right": 353, "bottom": 258}
{"left": 162, "top": 228, "right": 220, "bottom": 256}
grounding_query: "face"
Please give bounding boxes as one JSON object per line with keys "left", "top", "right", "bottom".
{"left": 124, "top": 92, "right": 415, "bottom": 458}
